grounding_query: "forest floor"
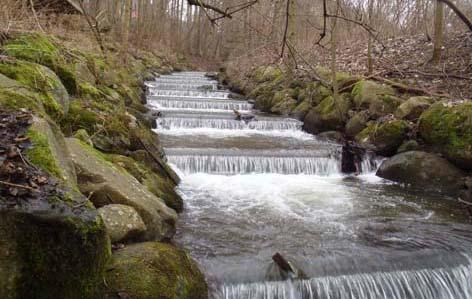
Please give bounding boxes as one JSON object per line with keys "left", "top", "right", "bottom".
{"left": 318, "top": 31, "right": 472, "bottom": 100}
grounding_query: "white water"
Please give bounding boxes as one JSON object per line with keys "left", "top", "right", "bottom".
{"left": 147, "top": 71, "right": 472, "bottom": 299}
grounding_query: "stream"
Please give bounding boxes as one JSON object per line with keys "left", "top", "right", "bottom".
{"left": 147, "top": 72, "right": 472, "bottom": 299}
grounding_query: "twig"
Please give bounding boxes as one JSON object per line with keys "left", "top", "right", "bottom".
{"left": 0, "top": 180, "right": 38, "bottom": 192}
{"left": 29, "top": 0, "right": 45, "bottom": 33}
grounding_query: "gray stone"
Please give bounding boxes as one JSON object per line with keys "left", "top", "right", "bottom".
{"left": 98, "top": 204, "right": 146, "bottom": 243}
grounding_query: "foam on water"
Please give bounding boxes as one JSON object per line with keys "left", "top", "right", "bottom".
{"left": 156, "top": 117, "right": 302, "bottom": 131}
{"left": 148, "top": 99, "right": 253, "bottom": 111}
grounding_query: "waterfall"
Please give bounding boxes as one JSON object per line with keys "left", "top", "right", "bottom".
{"left": 219, "top": 257, "right": 472, "bottom": 299}
{"left": 148, "top": 98, "right": 253, "bottom": 111}
{"left": 146, "top": 82, "right": 217, "bottom": 90}
{"left": 166, "top": 148, "right": 341, "bottom": 175}
{"left": 157, "top": 117, "right": 302, "bottom": 131}
{"left": 149, "top": 89, "right": 229, "bottom": 98}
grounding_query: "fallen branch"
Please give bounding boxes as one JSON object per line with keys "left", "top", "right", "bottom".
{"left": 439, "top": 0, "right": 472, "bottom": 32}
{"left": 372, "top": 76, "right": 449, "bottom": 98}
{"left": 0, "top": 180, "right": 38, "bottom": 192}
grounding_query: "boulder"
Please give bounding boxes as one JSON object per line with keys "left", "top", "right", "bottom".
{"left": 345, "top": 110, "right": 370, "bottom": 137}
{"left": 253, "top": 65, "right": 283, "bottom": 83}
{"left": 355, "top": 120, "right": 409, "bottom": 156}
{"left": 291, "top": 100, "right": 312, "bottom": 120}
{"left": 317, "top": 131, "right": 344, "bottom": 143}
{"left": 105, "top": 242, "right": 207, "bottom": 299}
{"left": 419, "top": 102, "right": 472, "bottom": 171}
{"left": 395, "top": 96, "right": 431, "bottom": 121}
{"left": 303, "top": 94, "right": 351, "bottom": 134}
{"left": 351, "top": 80, "right": 401, "bottom": 118}
{"left": 377, "top": 151, "right": 465, "bottom": 195}
{"left": 0, "top": 74, "right": 46, "bottom": 115}
{"left": 0, "top": 58, "right": 69, "bottom": 118}
{"left": 397, "top": 140, "right": 419, "bottom": 153}
{"left": 66, "top": 138, "right": 177, "bottom": 241}
{"left": 97, "top": 204, "right": 146, "bottom": 243}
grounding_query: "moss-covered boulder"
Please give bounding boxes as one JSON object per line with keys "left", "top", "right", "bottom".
{"left": 395, "top": 96, "right": 431, "bottom": 121}
{"left": 270, "top": 91, "right": 297, "bottom": 115}
{"left": 0, "top": 74, "right": 46, "bottom": 114}
{"left": 291, "top": 100, "right": 312, "bottom": 120}
{"left": 66, "top": 138, "right": 177, "bottom": 240}
{"left": 2, "top": 33, "right": 78, "bottom": 95}
{"left": 418, "top": 102, "right": 472, "bottom": 170}
{"left": 298, "top": 82, "right": 331, "bottom": 107}
{"left": 355, "top": 120, "right": 409, "bottom": 156}
{"left": 302, "top": 94, "right": 351, "bottom": 134}
{"left": 106, "top": 154, "right": 183, "bottom": 213}
{"left": 352, "top": 80, "right": 400, "bottom": 118}
{"left": 397, "top": 140, "right": 419, "bottom": 153}
{"left": 253, "top": 66, "right": 283, "bottom": 83}
{"left": 26, "top": 117, "right": 77, "bottom": 186}
{"left": 345, "top": 110, "right": 370, "bottom": 137}
{"left": 104, "top": 242, "right": 207, "bottom": 299}
{"left": 97, "top": 204, "right": 146, "bottom": 243}
{"left": 0, "top": 58, "right": 69, "bottom": 119}
{"left": 377, "top": 151, "right": 465, "bottom": 195}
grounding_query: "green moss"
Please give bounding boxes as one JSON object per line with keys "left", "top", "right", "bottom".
{"left": 61, "top": 101, "right": 99, "bottom": 135}
{"left": 25, "top": 129, "right": 61, "bottom": 178}
{"left": 0, "top": 59, "right": 65, "bottom": 119}
{"left": 3, "top": 33, "right": 78, "bottom": 95}
{"left": 356, "top": 120, "right": 409, "bottom": 155}
{"left": 0, "top": 87, "right": 44, "bottom": 113}
{"left": 105, "top": 242, "right": 207, "bottom": 299}
{"left": 419, "top": 102, "right": 472, "bottom": 169}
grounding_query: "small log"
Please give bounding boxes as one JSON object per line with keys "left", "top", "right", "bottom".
{"left": 272, "top": 252, "right": 295, "bottom": 274}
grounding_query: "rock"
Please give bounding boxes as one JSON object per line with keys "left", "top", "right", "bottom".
{"left": 355, "top": 120, "right": 409, "bottom": 156}
{"left": 395, "top": 96, "right": 431, "bottom": 120}
{"left": 271, "top": 97, "right": 297, "bottom": 115}
{"left": 97, "top": 204, "right": 146, "bottom": 243}
{"left": 290, "top": 100, "right": 312, "bottom": 120}
{"left": 66, "top": 138, "right": 178, "bottom": 241}
{"left": 253, "top": 66, "right": 283, "bottom": 83}
{"left": 73, "top": 129, "right": 93, "bottom": 146}
{"left": 298, "top": 82, "right": 331, "bottom": 107}
{"left": 303, "top": 94, "right": 351, "bottom": 134}
{"left": 0, "top": 73, "right": 46, "bottom": 115}
{"left": 105, "top": 242, "right": 207, "bottom": 299}
{"left": 75, "top": 61, "right": 96, "bottom": 85}
{"left": 317, "top": 131, "right": 344, "bottom": 143}
{"left": 0, "top": 59, "right": 69, "bottom": 119}
{"left": 26, "top": 116, "right": 77, "bottom": 186}
{"left": 351, "top": 80, "right": 401, "bottom": 118}
{"left": 345, "top": 110, "right": 370, "bottom": 137}
{"left": 397, "top": 140, "right": 419, "bottom": 153}
{"left": 377, "top": 151, "right": 465, "bottom": 195}
{"left": 459, "top": 177, "right": 472, "bottom": 205}
{"left": 419, "top": 102, "right": 472, "bottom": 171}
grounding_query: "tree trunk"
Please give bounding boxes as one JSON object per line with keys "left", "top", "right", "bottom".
{"left": 432, "top": 0, "right": 444, "bottom": 63}
{"left": 121, "top": 0, "right": 132, "bottom": 62}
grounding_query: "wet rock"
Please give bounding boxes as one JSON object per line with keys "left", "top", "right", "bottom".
{"left": 105, "top": 242, "right": 207, "bottom": 299}
{"left": 355, "top": 120, "right": 409, "bottom": 156}
{"left": 395, "top": 96, "right": 431, "bottom": 121}
{"left": 266, "top": 253, "right": 307, "bottom": 281}
{"left": 317, "top": 131, "right": 345, "bottom": 143}
{"left": 419, "top": 102, "right": 472, "bottom": 170}
{"left": 345, "top": 110, "right": 370, "bottom": 137}
{"left": 342, "top": 141, "right": 365, "bottom": 174}
{"left": 98, "top": 204, "right": 146, "bottom": 243}
{"left": 303, "top": 94, "right": 351, "bottom": 134}
{"left": 66, "top": 138, "right": 177, "bottom": 241}
{"left": 377, "top": 151, "right": 465, "bottom": 195}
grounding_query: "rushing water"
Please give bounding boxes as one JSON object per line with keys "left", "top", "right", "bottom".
{"left": 147, "top": 72, "right": 472, "bottom": 299}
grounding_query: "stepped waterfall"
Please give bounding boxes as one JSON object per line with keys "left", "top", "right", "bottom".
{"left": 146, "top": 72, "right": 472, "bottom": 299}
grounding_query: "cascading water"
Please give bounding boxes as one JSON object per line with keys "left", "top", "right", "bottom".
{"left": 146, "top": 71, "right": 472, "bottom": 299}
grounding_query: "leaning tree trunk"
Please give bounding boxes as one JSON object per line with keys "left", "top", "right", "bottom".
{"left": 431, "top": 0, "right": 444, "bottom": 64}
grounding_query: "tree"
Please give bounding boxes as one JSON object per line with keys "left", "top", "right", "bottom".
{"left": 432, "top": 0, "right": 444, "bottom": 64}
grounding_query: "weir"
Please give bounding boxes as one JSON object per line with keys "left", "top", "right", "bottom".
{"left": 147, "top": 72, "right": 472, "bottom": 299}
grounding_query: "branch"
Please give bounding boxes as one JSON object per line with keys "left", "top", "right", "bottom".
{"left": 439, "top": 0, "right": 472, "bottom": 32}
{"left": 187, "top": 0, "right": 232, "bottom": 19}
{"left": 211, "top": 1, "right": 258, "bottom": 23}
{"left": 280, "top": 0, "right": 291, "bottom": 58}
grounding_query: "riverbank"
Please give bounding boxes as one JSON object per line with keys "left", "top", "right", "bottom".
{"left": 219, "top": 64, "right": 472, "bottom": 202}
{"left": 0, "top": 31, "right": 207, "bottom": 298}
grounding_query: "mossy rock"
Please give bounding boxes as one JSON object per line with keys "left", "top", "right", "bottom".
{"left": 26, "top": 117, "right": 77, "bottom": 187}
{"left": 345, "top": 110, "right": 370, "bottom": 137}
{"left": 302, "top": 94, "right": 351, "bottom": 134}
{"left": 0, "top": 193, "right": 110, "bottom": 299}
{"left": 2, "top": 33, "right": 78, "bottom": 95}
{"left": 351, "top": 80, "right": 399, "bottom": 118}
{"left": 355, "top": 120, "right": 409, "bottom": 156}
{"left": 97, "top": 204, "right": 146, "bottom": 243}
{"left": 253, "top": 66, "right": 283, "bottom": 83}
{"left": 377, "top": 151, "right": 465, "bottom": 195}
{"left": 397, "top": 140, "right": 419, "bottom": 153}
{"left": 0, "top": 74, "right": 46, "bottom": 114}
{"left": 315, "top": 66, "right": 359, "bottom": 89}
{"left": 418, "top": 102, "right": 472, "bottom": 170}
{"left": 104, "top": 242, "right": 207, "bottom": 299}
{"left": 298, "top": 82, "right": 331, "bottom": 106}
{"left": 291, "top": 100, "right": 312, "bottom": 120}
{"left": 0, "top": 58, "right": 69, "bottom": 119}
{"left": 395, "top": 96, "right": 432, "bottom": 121}
{"left": 270, "top": 90, "right": 297, "bottom": 115}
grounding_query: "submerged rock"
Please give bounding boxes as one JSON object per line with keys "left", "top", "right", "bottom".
{"left": 98, "top": 204, "right": 146, "bottom": 243}
{"left": 355, "top": 120, "right": 409, "bottom": 156}
{"left": 377, "top": 151, "right": 465, "bottom": 195}
{"left": 105, "top": 242, "right": 207, "bottom": 299}
{"left": 66, "top": 138, "right": 177, "bottom": 241}
{"left": 419, "top": 102, "right": 472, "bottom": 171}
